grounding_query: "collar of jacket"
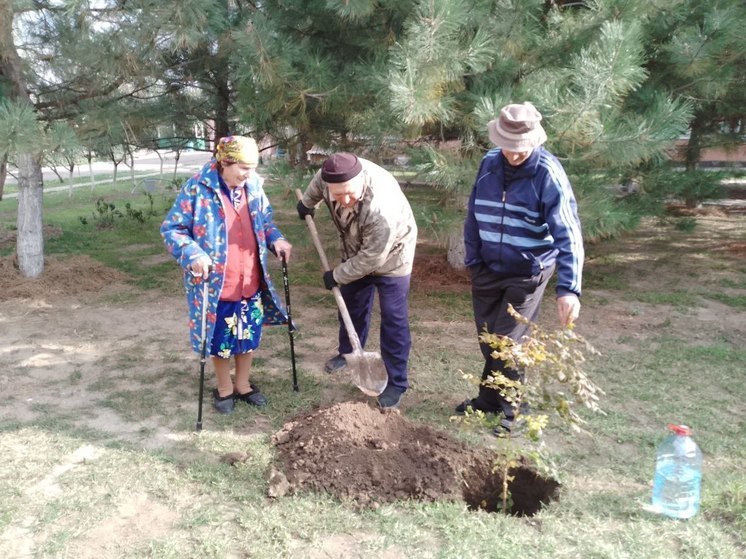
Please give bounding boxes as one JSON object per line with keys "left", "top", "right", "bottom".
{"left": 488, "top": 147, "right": 543, "bottom": 178}
{"left": 196, "top": 159, "right": 260, "bottom": 193}
{"left": 195, "top": 160, "right": 221, "bottom": 191}
{"left": 359, "top": 169, "right": 371, "bottom": 202}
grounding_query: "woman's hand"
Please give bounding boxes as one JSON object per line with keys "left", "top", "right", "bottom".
{"left": 274, "top": 239, "right": 293, "bottom": 262}
{"left": 190, "top": 256, "right": 213, "bottom": 279}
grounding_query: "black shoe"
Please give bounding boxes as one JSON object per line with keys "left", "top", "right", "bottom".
{"left": 493, "top": 416, "right": 526, "bottom": 437}
{"left": 377, "top": 385, "right": 404, "bottom": 409}
{"left": 454, "top": 398, "right": 500, "bottom": 416}
{"left": 212, "top": 389, "right": 235, "bottom": 414}
{"left": 324, "top": 354, "right": 346, "bottom": 374}
{"left": 236, "top": 384, "right": 268, "bottom": 407}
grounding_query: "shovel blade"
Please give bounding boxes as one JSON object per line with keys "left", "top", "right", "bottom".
{"left": 343, "top": 350, "right": 388, "bottom": 397}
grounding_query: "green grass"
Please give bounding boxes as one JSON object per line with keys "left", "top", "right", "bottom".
{"left": 706, "top": 293, "right": 746, "bottom": 308}
{"left": 1, "top": 172, "right": 745, "bottom": 558}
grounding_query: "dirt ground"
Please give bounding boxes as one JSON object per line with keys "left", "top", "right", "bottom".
{"left": 1, "top": 212, "right": 744, "bottom": 520}
{"left": 0, "top": 249, "right": 555, "bottom": 514}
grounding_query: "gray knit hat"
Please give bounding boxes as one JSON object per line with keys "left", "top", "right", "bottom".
{"left": 487, "top": 102, "right": 547, "bottom": 151}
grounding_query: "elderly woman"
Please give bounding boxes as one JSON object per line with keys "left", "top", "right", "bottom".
{"left": 161, "top": 136, "right": 292, "bottom": 414}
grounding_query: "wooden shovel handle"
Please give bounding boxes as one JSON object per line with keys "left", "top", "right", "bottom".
{"left": 295, "top": 189, "right": 363, "bottom": 353}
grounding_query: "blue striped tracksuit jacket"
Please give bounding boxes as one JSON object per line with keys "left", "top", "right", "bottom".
{"left": 464, "top": 146, "right": 583, "bottom": 297}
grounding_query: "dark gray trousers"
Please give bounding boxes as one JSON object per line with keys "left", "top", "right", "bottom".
{"left": 470, "top": 263, "right": 555, "bottom": 416}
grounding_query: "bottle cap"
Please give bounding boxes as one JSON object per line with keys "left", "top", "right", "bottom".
{"left": 667, "top": 424, "right": 692, "bottom": 436}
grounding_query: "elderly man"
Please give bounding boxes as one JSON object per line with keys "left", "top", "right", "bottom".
{"left": 297, "top": 153, "right": 418, "bottom": 408}
{"left": 457, "top": 102, "right": 584, "bottom": 434}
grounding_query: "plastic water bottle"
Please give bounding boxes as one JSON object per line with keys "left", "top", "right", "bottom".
{"left": 651, "top": 424, "right": 703, "bottom": 519}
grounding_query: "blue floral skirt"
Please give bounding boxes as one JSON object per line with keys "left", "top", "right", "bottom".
{"left": 210, "top": 292, "right": 264, "bottom": 359}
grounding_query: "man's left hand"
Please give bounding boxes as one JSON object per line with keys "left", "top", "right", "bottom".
{"left": 557, "top": 294, "right": 581, "bottom": 328}
{"left": 296, "top": 200, "right": 315, "bottom": 220}
{"left": 323, "top": 271, "right": 337, "bottom": 290}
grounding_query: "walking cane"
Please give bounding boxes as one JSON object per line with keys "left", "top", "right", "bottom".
{"left": 281, "top": 252, "right": 299, "bottom": 392}
{"left": 195, "top": 276, "right": 209, "bottom": 431}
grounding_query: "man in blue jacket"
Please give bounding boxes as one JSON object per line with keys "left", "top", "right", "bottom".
{"left": 456, "top": 102, "right": 584, "bottom": 434}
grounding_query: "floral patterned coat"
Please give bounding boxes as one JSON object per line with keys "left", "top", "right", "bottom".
{"left": 161, "top": 160, "right": 288, "bottom": 353}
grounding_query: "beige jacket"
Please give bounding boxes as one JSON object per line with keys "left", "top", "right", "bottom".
{"left": 301, "top": 158, "right": 418, "bottom": 285}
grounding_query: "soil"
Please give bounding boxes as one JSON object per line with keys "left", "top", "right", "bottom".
{"left": 0, "top": 254, "right": 129, "bottom": 299}
{"left": 411, "top": 247, "right": 471, "bottom": 293}
{"left": 270, "top": 401, "right": 558, "bottom": 515}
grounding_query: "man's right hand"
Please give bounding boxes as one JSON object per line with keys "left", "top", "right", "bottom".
{"left": 297, "top": 200, "right": 315, "bottom": 220}
{"left": 557, "top": 294, "right": 581, "bottom": 328}
{"left": 323, "top": 271, "right": 337, "bottom": 290}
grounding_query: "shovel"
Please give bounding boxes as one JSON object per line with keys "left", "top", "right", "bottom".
{"left": 295, "top": 189, "right": 388, "bottom": 397}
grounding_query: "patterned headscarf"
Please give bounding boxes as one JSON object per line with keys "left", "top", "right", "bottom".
{"left": 215, "top": 136, "right": 259, "bottom": 167}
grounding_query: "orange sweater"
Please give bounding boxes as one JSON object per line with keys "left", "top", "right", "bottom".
{"left": 219, "top": 188, "right": 261, "bottom": 301}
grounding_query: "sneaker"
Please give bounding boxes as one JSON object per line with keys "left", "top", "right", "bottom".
{"left": 454, "top": 398, "right": 501, "bottom": 416}
{"left": 236, "top": 384, "right": 268, "bottom": 407}
{"left": 324, "top": 354, "right": 347, "bottom": 374}
{"left": 212, "top": 389, "right": 235, "bottom": 414}
{"left": 377, "top": 385, "right": 404, "bottom": 409}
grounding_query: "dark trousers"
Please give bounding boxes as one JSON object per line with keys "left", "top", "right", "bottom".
{"left": 470, "top": 263, "right": 555, "bottom": 416}
{"left": 338, "top": 274, "right": 411, "bottom": 392}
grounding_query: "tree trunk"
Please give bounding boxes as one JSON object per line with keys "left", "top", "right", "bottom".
{"left": 214, "top": 44, "right": 231, "bottom": 141}
{"left": 446, "top": 194, "right": 470, "bottom": 270}
{"left": 16, "top": 153, "right": 45, "bottom": 278}
{"left": 215, "top": 81, "right": 231, "bottom": 140}
{"left": 87, "top": 151, "right": 96, "bottom": 191}
{"left": 172, "top": 150, "right": 181, "bottom": 180}
{"left": 1, "top": 2, "right": 45, "bottom": 277}
{"left": 129, "top": 151, "right": 136, "bottom": 190}
{"left": 685, "top": 113, "right": 706, "bottom": 173}
{"left": 51, "top": 167, "right": 64, "bottom": 183}
{"left": 0, "top": 153, "right": 6, "bottom": 201}
{"left": 68, "top": 163, "right": 74, "bottom": 197}
{"left": 684, "top": 113, "right": 710, "bottom": 208}
{"left": 447, "top": 228, "right": 466, "bottom": 271}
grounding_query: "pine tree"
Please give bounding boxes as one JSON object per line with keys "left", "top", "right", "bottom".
{"left": 1, "top": 2, "right": 46, "bottom": 277}
{"left": 230, "top": 0, "right": 417, "bottom": 161}
{"left": 641, "top": 0, "right": 746, "bottom": 170}
{"left": 0, "top": 1, "right": 173, "bottom": 277}
{"left": 384, "top": 0, "right": 695, "bottom": 246}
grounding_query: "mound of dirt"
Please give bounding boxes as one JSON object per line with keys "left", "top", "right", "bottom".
{"left": 270, "top": 401, "right": 560, "bottom": 515}
{"left": 0, "top": 254, "right": 129, "bottom": 302}
{"left": 411, "top": 252, "right": 471, "bottom": 292}
{"left": 0, "top": 224, "right": 63, "bottom": 251}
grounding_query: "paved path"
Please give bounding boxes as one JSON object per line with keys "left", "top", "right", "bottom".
{"left": 3, "top": 171, "right": 165, "bottom": 199}
{"left": 3, "top": 151, "right": 207, "bottom": 199}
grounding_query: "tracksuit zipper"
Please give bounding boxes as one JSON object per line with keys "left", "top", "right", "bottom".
{"left": 499, "top": 187, "right": 506, "bottom": 263}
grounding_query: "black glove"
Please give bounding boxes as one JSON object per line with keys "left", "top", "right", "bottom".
{"left": 323, "top": 271, "right": 337, "bottom": 290}
{"left": 297, "top": 200, "right": 315, "bottom": 220}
